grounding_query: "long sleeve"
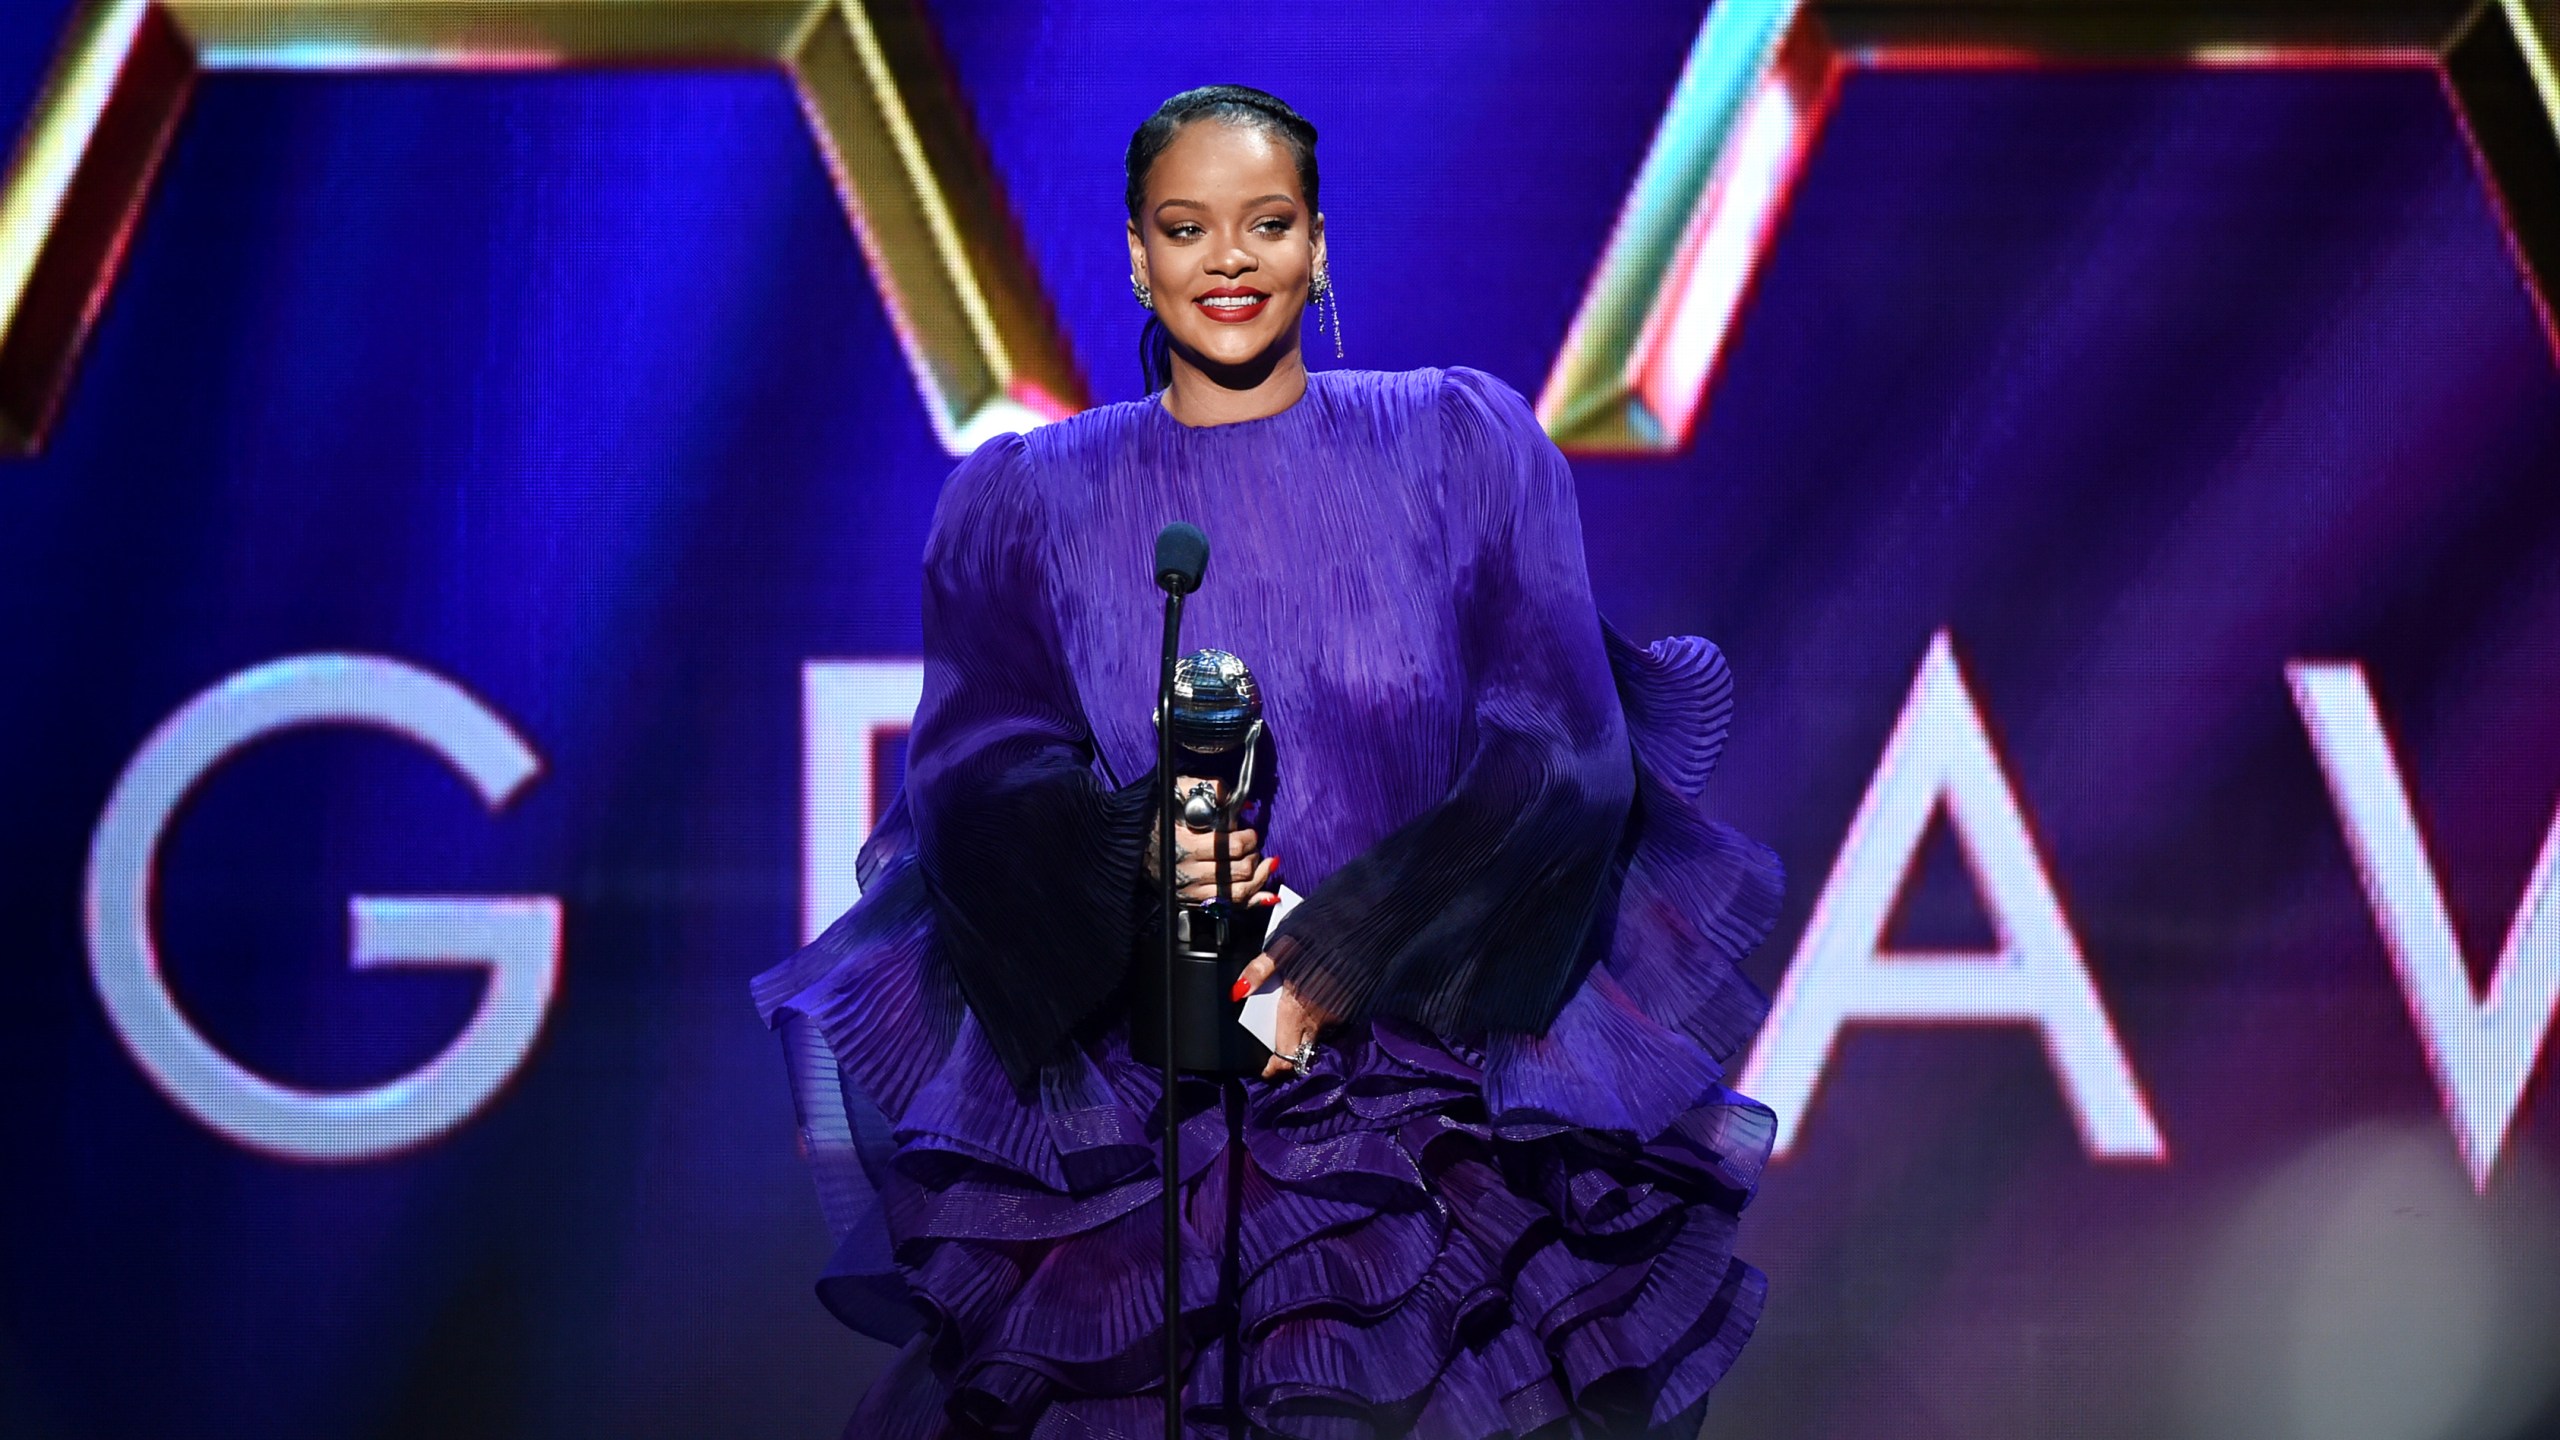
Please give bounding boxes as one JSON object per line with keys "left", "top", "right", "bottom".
{"left": 1267, "top": 367, "right": 1635, "bottom": 1037}
{"left": 905, "top": 432, "right": 1155, "bottom": 1087}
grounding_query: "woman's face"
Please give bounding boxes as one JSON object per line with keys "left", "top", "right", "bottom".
{"left": 1127, "top": 120, "right": 1325, "bottom": 378}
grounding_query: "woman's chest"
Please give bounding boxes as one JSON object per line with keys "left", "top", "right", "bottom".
{"left": 1045, "top": 447, "right": 1475, "bottom": 806}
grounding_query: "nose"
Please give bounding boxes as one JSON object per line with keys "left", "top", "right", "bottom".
{"left": 1206, "top": 243, "right": 1257, "bottom": 280}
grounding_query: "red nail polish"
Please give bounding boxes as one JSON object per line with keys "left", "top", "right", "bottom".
{"left": 1229, "top": 977, "right": 1252, "bottom": 1003}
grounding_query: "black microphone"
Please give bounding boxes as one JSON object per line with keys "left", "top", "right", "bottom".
{"left": 1144, "top": 518, "right": 1209, "bottom": 1440}
{"left": 1154, "top": 521, "right": 1207, "bottom": 595}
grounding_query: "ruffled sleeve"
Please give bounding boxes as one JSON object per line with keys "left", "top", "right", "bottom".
{"left": 904, "top": 432, "right": 1156, "bottom": 1086}
{"left": 1266, "top": 367, "right": 1634, "bottom": 1037}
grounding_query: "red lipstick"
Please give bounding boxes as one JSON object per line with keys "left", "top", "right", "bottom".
{"left": 1193, "top": 286, "right": 1270, "bottom": 323}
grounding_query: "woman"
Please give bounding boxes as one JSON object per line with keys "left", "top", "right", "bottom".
{"left": 753, "top": 85, "right": 1782, "bottom": 1439}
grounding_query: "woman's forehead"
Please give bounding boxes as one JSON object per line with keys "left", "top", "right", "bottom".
{"left": 1145, "top": 121, "right": 1302, "bottom": 207}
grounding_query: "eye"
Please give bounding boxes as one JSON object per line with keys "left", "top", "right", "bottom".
{"left": 1166, "top": 222, "right": 1204, "bottom": 240}
{"left": 1254, "top": 218, "right": 1292, "bottom": 236}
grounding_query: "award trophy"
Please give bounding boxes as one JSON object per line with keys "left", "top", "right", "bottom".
{"left": 1129, "top": 647, "right": 1275, "bottom": 1076}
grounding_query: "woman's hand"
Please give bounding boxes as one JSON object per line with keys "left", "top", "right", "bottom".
{"left": 1228, "top": 952, "right": 1339, "bottom": 1079}
{"left": 1144, "top": 776, "right": 1280, "bottom": 906}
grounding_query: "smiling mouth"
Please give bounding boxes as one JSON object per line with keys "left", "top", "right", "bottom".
{"left": 1194, "top": 291, "right": 1270, "bottom": 322}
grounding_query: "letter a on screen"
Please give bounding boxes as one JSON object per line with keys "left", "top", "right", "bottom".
{"left": 1740, "top": 631, "right": 2166, "bottom": 1160}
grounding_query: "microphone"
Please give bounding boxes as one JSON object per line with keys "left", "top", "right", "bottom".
{"left": 1154, "top": 521, "right": 1208, "bottom": 595}
{"left": 1143, "top": 520, "right": 1216, "bottom": 1440}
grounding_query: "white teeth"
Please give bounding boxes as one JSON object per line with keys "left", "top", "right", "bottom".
{"left": 1199, "top": 295, "right": 1263, "bottom": 308}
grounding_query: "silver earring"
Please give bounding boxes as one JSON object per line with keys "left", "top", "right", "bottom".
{"left": 1131, "top": 275, "right": 1154, "bottom": 310}
{"left": 1311, "top": 266, "right": 1342, "bottom": 359}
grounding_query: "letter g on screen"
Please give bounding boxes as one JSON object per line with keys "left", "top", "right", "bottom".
{"left": 85, "top": 655, "right": 561, "bottom": 1162}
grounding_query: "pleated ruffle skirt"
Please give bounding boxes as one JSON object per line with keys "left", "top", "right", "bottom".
{"left": 755, "top": 633, "right": 1781, "bottom": 1439}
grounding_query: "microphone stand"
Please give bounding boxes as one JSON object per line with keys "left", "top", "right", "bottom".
{"left": 1154, "top": 580, "right": 1187, "bottom": 1440}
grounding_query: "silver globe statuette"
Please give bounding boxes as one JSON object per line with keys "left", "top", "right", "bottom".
{"left": 1164, "top": 648, "right": 1264, "bottom": 832}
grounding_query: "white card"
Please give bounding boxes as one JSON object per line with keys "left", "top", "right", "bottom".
{"left": 1236, "top": 884, "right": 1303, "bottom": 1051}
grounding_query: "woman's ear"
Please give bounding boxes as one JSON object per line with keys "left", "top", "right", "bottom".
{"left": 1311, "top": 211, "right": 1327, "bottom": 275}
{"left": 1126, "top": 218, "right": 1147, "bottom": 290}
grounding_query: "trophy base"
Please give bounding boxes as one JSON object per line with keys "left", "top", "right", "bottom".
{"left": 1129, "top": 907, "right": 1273, "bottom": 1077}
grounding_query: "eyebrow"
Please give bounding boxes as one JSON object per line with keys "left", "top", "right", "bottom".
{"left": 1154, "top": 194, "right": 1298, "bottom": 215}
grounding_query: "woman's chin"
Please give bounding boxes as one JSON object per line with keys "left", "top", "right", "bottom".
{"left": 1173, "top": 329, "right": 1297, "bottom": 382}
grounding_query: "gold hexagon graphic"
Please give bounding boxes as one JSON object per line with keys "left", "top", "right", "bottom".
{"left": 0, "top": 0, "right": 1089, "bottom": 457}
{"left": 1541, "top": 0, "right": 2560, "bottom": 453}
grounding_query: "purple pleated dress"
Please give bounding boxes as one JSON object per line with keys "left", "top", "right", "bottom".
{"left": 752, "top": 366, "right": 1783, "bottom": 1439}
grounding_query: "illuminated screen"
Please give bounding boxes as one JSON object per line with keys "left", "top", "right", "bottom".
{"left": 4, "top": 2, "right": 2559, "bottom": 1438}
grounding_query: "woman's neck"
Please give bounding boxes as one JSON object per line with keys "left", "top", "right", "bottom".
{"left": 1159, "top": 346, "right": 1309, "bottom": 428}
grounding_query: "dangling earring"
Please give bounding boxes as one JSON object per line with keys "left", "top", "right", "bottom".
{"left": 1311, "top": 265, "right": 1342, "bottom": 359}
{"left": 1131, "top": 274, "right": 1154, "bottom": 310}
